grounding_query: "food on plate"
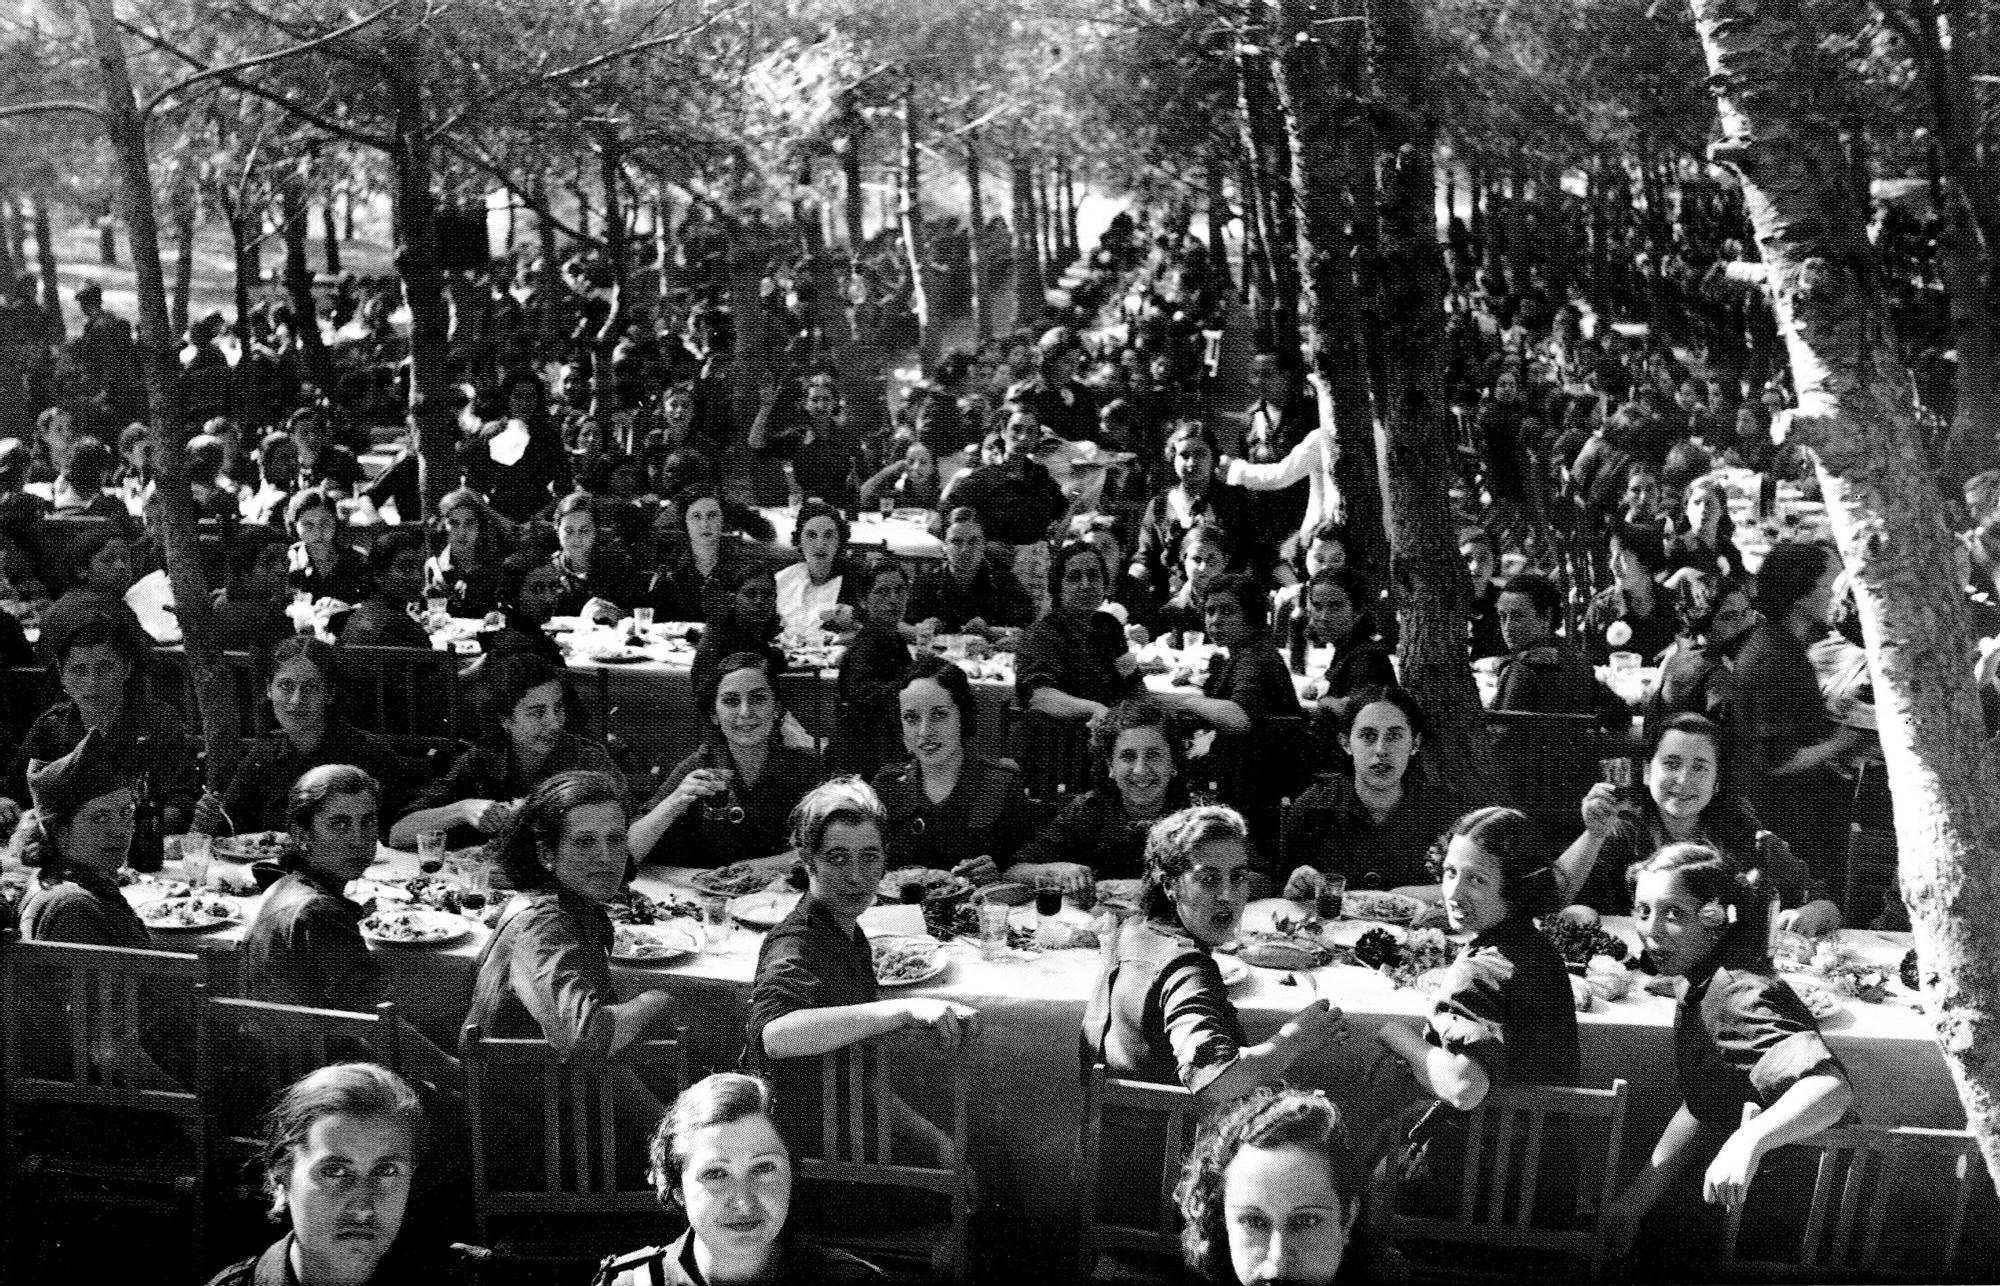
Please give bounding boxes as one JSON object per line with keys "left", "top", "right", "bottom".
{"left": 1781, "top": 975, "right": 1843, "bottom": 1020}
{"left": 1773, "top": 931, "right": 1889, "bottom": 1000}
{"left": 1554, "top": 904, "right": 1600, "bottom": 927}
{"left": 1352, "top": 926, "right": 1455, "bottom": 989}
{"left": 360, "top": 909, "right": 461, "bottom": 945}
{"left": 139, "top": 895, "right": 238, "bottom": 928}
{"left": 694, "top": 862, "right": 789, "bottom": 897}
{"left": 1093, "top": 879, "right": 1142, "bottom": 911}
{"left": 606, "top": 888, "right": 700, "bottom": 925}
{"left": 1584, "top": 955, "right": 1632, "bottom": 1001}
{"left": 1538, "top": 915, "right": 1632, "bottom": 967}
{"left": 1341, "top": 890, "right": 1424, "bottom": 924}
{"left": 1237, "top": 939, "right": 1319, "bottom": 971}
{"left": 872, "top": 937, "right": 941, "bottom": 985}
{"left": 613, "top": 924, "right": 698, "bottom": 960}
{"left": 877, "top": 867, "right": 973, "bottom": 903}
{"left": 213, "top": 831, "right": 296, "bottom": 861}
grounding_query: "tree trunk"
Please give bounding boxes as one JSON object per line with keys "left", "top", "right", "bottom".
{"left": 964, "top": 121, "right": 988, "bottom": 342}
{"left": 1936, "top": 193, "right": 2000, "bottom": 481}
{"left": 169, "top": 172, "right": 196, "bottom": 339}
{"left": 1239, "top": 151, "right": 1273, "bottom": 325}
{"left": 1269, "top": 0, "right": 1390, "bottom": 587}
{"left": 1237, "top": 50, "right": 1303, "bottom": 371}
{"left": 2, "top": 198, "right": 25, "bottom": 276}
{"left": 322, "top": 196, "right": 342, "bottom": 276}
{"left": 899, "top": 83, "right": 936, "bottom": 372}
{"left": 384, "top": 35, "right": 455, "bottom": 519}
{"left": 1059, "top": 157, "right": 1080, "bottom": 263}
{"left": 597, "top": 126, "right": 628, "bottom": 293}
{"left": 841, "top": 89, "right": 866, "bottom": 257}
{"left": 1205, "top": 152, "right": 1233, "bottom": 294}
{"left": 224, "top": 199, "right": 255, "bottom": 349}
{"left": 280, "top": 172, "right": 331, "bottom": 391}
{"left": 0, "top": 197, "right": 16, "bottom": 282}
{"left": 75, "top": 0, "right": 238, "bottom": 779}
{"left": 1365, "top": 0, "right": 1497, "bottom": 799}
{"left": 32, "top": 195, "right": 62, "bottom": 342}
{"left": 1034, "top": 164, "right": 1055, "bottom": 278}
{"left": 1010, "top": 151, "right": 1043, "bottom": 324}
{"left": 1691, "top": 0, "right": 2000, "bottom": 1186}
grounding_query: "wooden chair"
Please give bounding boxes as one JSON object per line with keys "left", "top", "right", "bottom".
{"left": 1375, "top": 1078, "right": 1630, "bottom": 1283}
{"left": 1, "top": 935, "right": 211, "bottom": 1280}
{"left": 1718, "top": 1103, "right": 1989, "bottom": 1281}
{"left": 460, "top": 1023, "right": 690, "bottom": 1268}
{"left": 795, "top": 1034, "right": 977, "bottom": 1282}
{"left": 335, "top": 644, "right": 462, "bottom": 738}
{"left": 1076, "top": 1064, "right": 1203, "bottom": 1281}
{"left": 1004, "top": 705, "right": 1097, "bottom": 803}
{"left": 1485, "top": 711, "right": 1603, "bottom": 843}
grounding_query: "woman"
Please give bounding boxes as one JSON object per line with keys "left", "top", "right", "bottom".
{"left": 689, "top": 569, "right": 787, "bottom": 705}
{"left": 1160, "top": 572, "right": 1302, "bottom": 735}
{"left": 392, "top": 655, "right": 623, "bottom": 849}
{"left": 5, "top": 613, "right": 198, "bottom": 835}
{"left": 871, "top": 655, "right": 1039, "bottom": 884}
{"left": 1602, "top": 844, "right": 1854, "bottom": 1259}
{"left": 1372, "top": 808, "right": 1580, "bottom": 1219}
{"left": 1007, "top": 697, "right": 1188, "bottom": 889}
{"left": 749, "top": 373, "right": 857, "bottom": 510}
{"left": 424, "top": 486, "right": 510, "bottom": 618}
{"left": 857, "top": 439, "right": 941, "bottom": 513}
{"left": 197, "top": 636, "right": 404, "bottom": 835}
{"left": 773, "top": 499, "right": 862, "bottom": 638}
{"left": 1558, "top": 713, "right": 1841, "bottom": 931}
{"left": 474, "top": 550, "right": 567, "bottom": 666}
{"left": 335, "top": 528, "right": 433, "bottom": 649}
{"left": 242, "top": 765, "right": 386, "bottom": 1014}
{"left": 1293, "top": 566, "right": 1397, "bottom": 720}
{"left": 1016, "top": 541, "right": 1144, "bottom": 725}
{"left": 595, "top": 1072, "right": 883, "bottom": 1285}
{"left": 632, "top": 652, "right": 825, "bottom": 869}
{"left": 1081, "top": 804, "right": 1344, "bottom": 1097}
{"left": 1146, "top": 522, "right": 1235, "bottom": 642}
{"left": 1175, "top": 1087, "right": 1376, "bottom": 1286}
{"left": 465, "top": 770, "right": 676, "bottom": 1108}
{"left": 286, "top": 487, "right": 373, "bottom": 605}
{"left": 831, "top": 560, "right": 917, "bottom": 778}
{"left": 547, "top": 491, "right": 631, "bottom": 619}
{"left": 645, "top": 487, "right": 750, "bottom": 625}
{"left": 1282, "top": 685, "right": 1464, "bottom": 904}
{"left": 747, "top": 777, "right": 980, "bottom": 1150}
{"left": 201, "top": 1063, "right": 432, "bottom": 1286}
{"left": 13, "top": 729, "right": 147, "bottom": 947}
{"left": 1665, "top": 475, "right": 1745, "bottom": 581}
{"left": 461, "top": 373, "right": 573, "bottom": 524}
{"left": 1581, "top": 521, "right": 1679, "bottom": 665}
{"left": 33, "top": 526, "right": 148, "bottom": 664}
{"left": 1130, "top": 420, "right": 1262, "bottom": 608}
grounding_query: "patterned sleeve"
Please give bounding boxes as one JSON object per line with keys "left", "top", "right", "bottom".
{"left": 1426, "top": 946, "right": 1514, "bottom": 1082}
{"left": 1156, "top": 956, "right": 1245, "bottom": 1094}
{"left": 1708, "top": 969, "right": 1847, "bottom": 1103}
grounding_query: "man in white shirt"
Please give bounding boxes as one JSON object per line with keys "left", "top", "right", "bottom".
{"left": 1222, "top": 370, "right": 1344, "bottom": 563}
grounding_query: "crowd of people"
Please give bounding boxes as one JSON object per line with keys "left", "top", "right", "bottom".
{"left": 0, "top": 179, "right": 1966, "bottom": 1285}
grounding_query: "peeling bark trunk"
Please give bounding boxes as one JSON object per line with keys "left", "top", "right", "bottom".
{"left": 1691, "top": 0, "right": 2000, "bottom": 1187}
{"left": 899, "top": 83, "right": 936, "bottom": 373}
{"left": 384, "top": 34, "right": 454, "bottom": 519}
{"left": 76, "top": 0, "right": 237, "bottom": 778}
{"left": 1269, "top": 0, "right": 1389, "bottom": 585}
{"left": 964, "top": 122, "right": 987, "bottom": 342}
{"left": 1364, "top": 0, "right": 1496, "bottom": 799}
{"left": 33, "top": 196, "right": 62, "bottom": 342}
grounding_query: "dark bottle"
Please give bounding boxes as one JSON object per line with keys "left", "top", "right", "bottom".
{"left": 128, "top": 766, "right": 164, "bottom": 872}
{"left": 1288, "top": 610, "right": 1309, "bottom": 675}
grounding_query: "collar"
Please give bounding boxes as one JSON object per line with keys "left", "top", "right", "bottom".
{"left": 252, "top": 1234, "right": 300, "bottom": 1286}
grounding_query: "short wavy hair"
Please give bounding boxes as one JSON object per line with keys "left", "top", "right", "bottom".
{"left": 789, "top": 775, "right": 889, "bottom": 858}
{"left": 647, "top": 1072, "right": 783, "bottom": 1208}
{"left": 260, "top": 1062, "right": 425, "bottom": 1220}
{"left": 1425, "top": 805, "right": 1561, "bottom": 919}
{"left": 1627, "top": 841, "right": 1774, "bottom": 969}
{"left": 1090, "top": 697, "right": 1186, "bottom": 783}
{"left": 490, "top": 769, "right": 627, "bottom": 891}
{"left": 286, "top": 764, "right": 382, "bottom": 847}
{"left": 1175, "top": 1085, "right": 1372, "bottom": 1284}
{"left": 897, "top": 652, "right": 978, "bottom": 740}
{"left": 1140, "top": 804, "right": 1249, "bottom": 921}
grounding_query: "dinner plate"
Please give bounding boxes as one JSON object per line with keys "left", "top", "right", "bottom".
{"left": 212, "top": 831, "right": 296, "bottom": 863}
{"left": 1343, "top": 890, "right": 1425, "bottom": 924}
{"left": 1780, "top": 973, "right": 1849, "bottom": 1025}
{"left": 1323, "top": 919, "right": 1408, "bottom": 949}
{"left": 1240, "top": 898, "right": 1315, "bottom": 937}
{"left": 692, "top": 860, "right": 794, "bottom": 899}
{"left": 877, "top": 867, "right": 975, "bottom": 903}
{"left": 872, "top": 935, "right": 950, "bottom": 988}
{"left": 612, "top": 922, "right": 702, "bottom": 965}
{"left": 729, "top": 889, "right": 802, "bottom": 929}
{"left": 360, "top": 909, "right": 469, "bottom": 947}
{"left": 139, "top": 895, "right": 242, "bottom": 931}
{"left": 1215, "top": 953, "right": 1250, "bottom": 987}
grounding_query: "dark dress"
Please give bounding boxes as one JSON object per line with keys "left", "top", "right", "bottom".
{"left": 905, "top": 559, "right": 1036, "bottom": 631}
{"left": 287, "top": 540, "right": 373, "bottom": 604}
{"left": 1493, "top": 637, "right": 1601, "bottom": 716}
{"left": 1575, "top": 806, "right": 1816, "bottom": 915}
{"left": 747, "top": 894, "right": 879, "bottom": 1151}
{"left": 645, "top": 544, "right": 754, "bottom": 624}
{"left": 1723, "top": 621, "right": 1849, "bottom": 875}
{"left": 1009, "top": 784, "right": 1188, "bottom": 880}
{"left": 1580, "top": 584, "right": 1680, "bottom": 665}
{"left": 1280, "top": 776, "right": 1466, "bottom": 890}
{"left": 595, "top": 1230, "right": 883, "bottom": 1286}
{"left": 425, "top": 547, "right": 506, "bottom": 618}
{"left": 336, "top": 593, "right": 433, "bottom": 650}
{"left": 1080, "top": 915, "right": 1246, "bottom": 1091}
{"left": 1015, "top": 609, "right": 1143, "bottom": 712}
{"left": 461, "top": 419, "right": 573, "bottom": 524}
{"left": 216, "top": 721, "right": 407, "bottom": 834}
{"left": 1676, "top": 961, "right": 1846, "bottom": 1129}
{"left": 242, "top": 866, "right": 383, "bottom": 1013}
{"left": 210, "top": 593, "right": 295, "bottom": 654}
{"left": 1131, "top": 482, "right": 1269, "bottom": 596}
{"left": 1201, "top": 631, "right": 1304, "bottom": 726}
{"left": 939, "top": 459, "right": 1069, "bottom": 547}
{"left": 19, "top": 867, "right": 151, "bottom": 948}
{"left": 639, "top": 740, "right": 825, "bottom": 868}
{"left": 466, "top": 884, "right": 623, "bottom": 1062}
{"left": 831, "top": 620, "right": 912, "bottom": 777}
{"left": 549, "top": 550, "right": 635, "bottom": 617}
{"left": 203, "top": 1231, "right": 456, "bottom": 1286}
{"left": 405, "top": 733, "right": 624, "bottom": 848}
{"left": 871, "top": 754, "right": 1044, "bottom": 872}
{"left": 8, "top": 697, "right": 200, "bottom": 822}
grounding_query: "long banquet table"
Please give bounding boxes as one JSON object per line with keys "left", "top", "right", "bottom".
{"left": 120, "top": 851, "right": 1963, "bottom": 1247}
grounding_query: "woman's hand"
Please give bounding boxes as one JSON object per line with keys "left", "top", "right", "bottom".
{"left": 1776, "top": 899, "right": 1842, "bottom": 937}
{"left": 669, "top": 769, "right": 731, "bottom": 812}
{"left": 1041, "top": 862, "right": 1096, "bottom": 894}
{"left": 899, "top": 998, "right": 982, "bottom": 1051}
{"left": 1080, "top": 700, "right": 1112, "bottom": 730}
{"left": 189, "top": 791, "right": 229, "bottom": 837}
{"left": 1703, "top": 1126, "right": 1769, "bottom": 1209}
{"left": 1282, "top": 866, "right": 1323, "bottom": 900}
{"left": 952, "top": 854, "right": 1001, "bottom": 886}
{"left": 1579, "top": 781, "right": 1631, "bottom": 838}
{"left": 1278, "top": 999, "right": 1348, "bottom": 1056}
{"left": 1113, "top": 652, "right": 1140, "bottom": 679}
{"left": 1124, "top": 623, "right": 1152, "bottom": 647}
{"left": 465, "top": 799, "right": 515, "bottom": 834}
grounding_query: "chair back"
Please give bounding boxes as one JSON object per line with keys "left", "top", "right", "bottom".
{"left": 1376, "top": 1078, "right": 1629, "bottom": 1280}
{"left": 1486, "top": 710, "right": 1603, "bottom": 840}
{"left": 1005, "top": 705, "right": 1096, "bottom": 802}
{"left": 336, "top": 644, "right": 461, "bottom": 737}
{"left": 795, "top": 1034, "right": 975, "bottom": 1280}
{"left": 460, "top": 1023, "right": 689, "bottom": 1232}
{"left": 1720, "top": 1104, "right": 1989, "bottom": 1280}
{"left": 1076, "top": 1064, "right": 1202, "bottom": 1277}
{"left": 200, "top": 996, "right": 406, "bottom": 1156}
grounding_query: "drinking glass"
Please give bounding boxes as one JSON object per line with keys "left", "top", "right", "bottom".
{"left": 1182, "top": 630, "right": 1205, "bottom": 651}
{"left": 878, "top": 492, "right": 895, "bottom": 518}
{"left": 978, "top": 902, "right": 1012, "bottom": 962}
{"left": 1600, "top": 757, "right": 1635, "bottom": 788}
{"left": 1315, "top": 873, "right": 1347, "bottom": 922}
{"left": 180, "top": 832, "right": 212, "bottom": 891}
{"left": 1034, "top": 875, "right": 1064, "bottom": 920}
{"left": 700, "top": 896, "right": 732, "bottom": 952}
{"left": 632, "top": 606, "right": 655, "bottom": 633}
{"left": 416, "top": 829, "right": 447, "bottom": 873}
{"left": 426, "top": 594, "right": 449, "bottom": 626}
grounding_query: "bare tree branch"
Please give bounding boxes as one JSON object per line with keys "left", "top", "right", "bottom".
{"left": 0, "top": 100, "right": 105, "bottom": 121}
{"left": 431, "top": 132, "right": 601, "bottom": 245}
{"left": 137, "top": 5, "right": 400, "bottom": 118}
{"left": 118, "top": 18, "right": 394, "bottom": 151}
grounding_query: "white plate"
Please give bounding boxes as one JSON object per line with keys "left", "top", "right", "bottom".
{"left": 873, "top": 935, "right": 950, "bottom": 988}
{"left": 729, "top": 889, "right": 802, "bottom": 929}
{"left": 360, "top": 909, "right": 469, "bottom": 947}
{"left": 1323, "top": 920, "right": 1409, "bottom": 949}
{"left": 1215, "top": 953, "right": 1249, "bottom": 987}
{"left": 612, "top": 922, "right": 702, "bottom": 964}
{"left": 1780, "top": 973, "right": 1848, "bottom": 1025}
{"left": 692, "top": 860, "right": 794, "bottom": 899}
{"left": 1343, "top": 890, "right": 1425, "bottom": 924}
{"left": 1240, "top": 898, "right": 1315, "bottom": 937}
{"left": 138, "top": 895, "right": 242, "bottom": 931}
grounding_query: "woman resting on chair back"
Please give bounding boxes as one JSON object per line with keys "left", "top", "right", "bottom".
{"left": 593, "top": 1071, "right": 884, "bottom": 1285}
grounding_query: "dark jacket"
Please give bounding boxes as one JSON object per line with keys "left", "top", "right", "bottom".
{"left": 242, "top": 866, "right": 383, "bottom": 1012}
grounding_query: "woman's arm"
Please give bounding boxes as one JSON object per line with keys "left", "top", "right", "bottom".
{"left": 1027, "top": 686, "right": 1110, "bottom": 723}
{"left": 857, "top": 458, "right": 907, "bottom": 507}
{"left": 762, "top": 998, "right": 978, "bottom": 1059}
{"left": 1603, "top": 1103, "right": 1706, "bottom": 1252}
{"left": 1704, "top": 1072, "right": 1853, "bottom": 1208}
{"left": 1152, "top": 688, "right": 1252, "bottom": 733}
{"left": 1194, "top": 1000, "right": 1347, "bottom": 1103}
{"left": 388, "top": 799, "right": 493, "bottom": 847}
{"left": 1376, "top": 1019, "right": 1492, "bottom": 1111}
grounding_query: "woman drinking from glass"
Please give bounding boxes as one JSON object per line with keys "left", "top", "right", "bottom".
{"left": 871, "top": 654, "right": 1038, "bottom": 886}
{"left": 631, "top": 652, "right": 825, "bottom": 869}
{"left": 594, "top": 1072, "right": 883, "bottom": 1286}
{"left": 1016, "top": 541, "right": 1145, "bottom": 727}
{"left": 392, "top": 654, "right": 623, "bottom": 849}
{"left": 1007, "top": 697, "right": 1188, "bottom": 889}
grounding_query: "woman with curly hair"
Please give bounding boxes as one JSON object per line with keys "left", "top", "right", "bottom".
{"left": 1006, "top": 697, "right": 1190, "bottom": 888}
{"left": 1174, "top": 1085, "right": 1376, "bottom": 1285}
{"left": 424, "top": 486, "right": 511, "bottom": 617}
